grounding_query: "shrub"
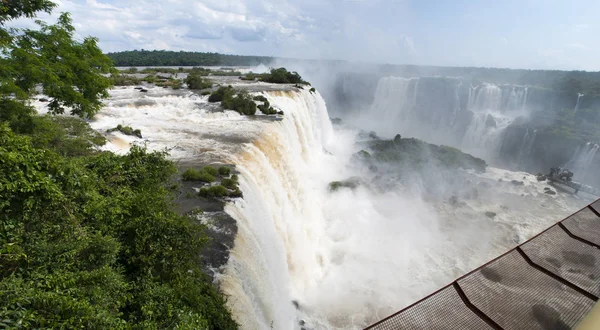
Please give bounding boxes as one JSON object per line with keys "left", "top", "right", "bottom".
{"left": 221, "top": 91, "right": 257, "bottom": 115}
{"left": 203, "top": 166, "right": 218, "bottom": 176}
{"left": 258, "top": 102, "right": 277, "bottom": 115}
{"left": 220, "top": 178, "right": 238, "bottom": 190}
{"left": 253, "top": 95, "right": 268, "bottom": 102}
{"left": 201, "top": 91, "right": 211, "bottom": 96}
{"left": 261, "top": 67, "right": 309, "bottom": 85}
{"left": 199, "top": 185, "right": 229, "bottom": 198}
{"left": 107, "top": 124, "right": 142, "bottom": 138}
{"left": 218, "top": 166, "right": 231, "bottom": 176}
{"left": 185, "top": 73, "right": 213, "bottom": 89}
{"left": 181, "top": 168, "right": 215, "bottom": 182}
{"left": 208, "top": 86, "right": 235, "bottom": 103}
{"left": 111, "top": 74, "right": 142, "bottom": 86}
{"left": 230, "top": 188, "right": 243, "bottom": 198}
{"left": 231, "top": 174, "right": 239, "bottom": 182}
{"left": 310, "top": 87, "right": 316, "bottom": 93}
{"left": 143, "top": 74, "right": 157, "bottom": 83}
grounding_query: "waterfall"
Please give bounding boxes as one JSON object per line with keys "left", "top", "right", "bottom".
{"left": 349, "top": 77, "right": 532, "bottom": 163}
{"left": 468, "top": 83, "right": 502, "bottom": 111}
{"left": 69, "top": 85, "right": 595, "bottom": 330}
{"left": 574, "top": 93, "right": 584, "bottom": 113}
{"left": 467, "top": 84, "right": 528, "bottom": 112}
{"left": 219, "top": 89, "right": 461, "bottom": 329}
{"left": 566, "top": 142, "right": 599, "bottom": 182}
{"left": 516, "top": 129, "right": 537, "bottom": 166}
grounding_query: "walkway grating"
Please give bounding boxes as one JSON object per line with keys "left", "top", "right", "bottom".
{"left": 366, "top": 199, "right": 600, "bottom": 330}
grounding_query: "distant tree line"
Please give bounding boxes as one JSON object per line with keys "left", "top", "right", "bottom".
{"left": 107, "top": 50, "right": 274, "bottom": 67}
{"left": 380, "top": 64, "right": 600, "bottom": 96}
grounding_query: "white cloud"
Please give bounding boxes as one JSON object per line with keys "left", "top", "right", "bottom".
{"left": 5, "top": 0, "right": 600, "bottom": 70}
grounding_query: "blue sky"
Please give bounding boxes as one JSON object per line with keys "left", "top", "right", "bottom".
{"left": 11, "top": 0, "right": 600, "bottom": 70}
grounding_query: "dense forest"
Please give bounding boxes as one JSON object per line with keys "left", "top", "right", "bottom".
{"left": 107, "top": 50, "right": 273, "bottom": 67}
{"left": 0, "top": 1, "right": 236, "bottom": 328}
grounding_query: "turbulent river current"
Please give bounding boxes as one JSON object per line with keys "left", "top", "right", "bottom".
{"left": 35, "top": 83, "right": 595, "bottom": 329}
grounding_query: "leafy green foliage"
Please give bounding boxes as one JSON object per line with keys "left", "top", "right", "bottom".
{"left": 111, "top": 73, "right": 142, "bottom": 86}
{"left": 257, "top": 100, "right": 278, "bottom": 115}
{"left": 2, "top": 13, "right": 113, "bottom": 118}
{"left": 199, "top": 185, "right": 230, "bottom": 198}
{"left": 208, "top": 87, "right": 258, "bottom": 115}
{"left": 185, "top": 73, "right": 213, "bottom": 89}
{"left": 29, "top": 115, "right": 106, "bottom": 156}
{"left": 107, "top": 124, "right": 142, "bottom": 138}
{"left": 0, "top": 126, "right": 237, "bottom": 328}
{"left": 203, "top": 166, "right": 218, "bottom": 176}
{"left": 208, "top": 86, "right": 235, "bottom": 103}
{"left": 220, "top": 178, "right": 238, "bottom": 190}
{"left": 107, "top": 50, "right": 273, "bottom": 66}
{"left": 0, "top": 0, "right": 56, "bottom": 23}
{"left": 0, "top": 3, "right": 237, "bottom": 328}
{"left": 253, "top": 95, "right": 268, "bottom": 102}
{"left": 222, "top": 92, "right": 257, "bottom": 115}
{"left": 218, "top": 166, "right": 231, "bottom": 176}
{"left": 261, "top": 68, "right": 309, "bottom": 85}
{"left": 181, "top": 168, "right": 216, "bottom": 183}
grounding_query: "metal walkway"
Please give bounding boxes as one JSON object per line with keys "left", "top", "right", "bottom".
{"left": 366, "top": 199, "right": 600, "bottom": 330}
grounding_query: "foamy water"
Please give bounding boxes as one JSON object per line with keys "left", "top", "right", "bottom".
{"left": 35, "top": 85, "right": 594, "bottom": 329}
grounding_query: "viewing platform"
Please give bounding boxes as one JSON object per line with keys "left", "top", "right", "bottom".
{"left": 366, "top": 199, "right": 600, "bottom": 330}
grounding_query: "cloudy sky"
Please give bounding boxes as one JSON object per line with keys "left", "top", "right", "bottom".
{"left": 11, "top": 0, "right": 600, "bottom": 70}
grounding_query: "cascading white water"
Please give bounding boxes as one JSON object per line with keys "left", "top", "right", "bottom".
{"left": 574, "top": 93, "right": 584, "bottom": 113}
{"left": 352, "top": 77, "right": 531, "bottom": 162}
{"left": 210, "top": 89, "right": 591, "bottom": 329}
{"left": 516, "top": 129, "right": 537, "bottom": 166}
{"left": 368, "top": 77, "right": 418, "bottom": 130}
{"left": 468, "top": 83, "right": 503, "bottom": 111}
{"left": 566, "top": 142, "right": 599, "bottom": 182}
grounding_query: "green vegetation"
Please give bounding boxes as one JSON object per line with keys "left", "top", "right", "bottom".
{"left": 185, "top": 72, "right": 213, "bottom": 89}
{"left": 253, "top": 95, "right": 268, "bottom": 102}
{"left": 203, "top": 166, "right": 219, "bottom": 176}
{"left": 258, "top": 100, "right": 278, "bottom": 115}
{"left": 30, "top": 115, "right": 106, "bottom": 157}
{"left": 218, "top": 166, "right": 232, "bottom": 176}
{"left": 261, "top": 68, "right": 309, "bottom": 85}
{"left": 181, "top": 168, "right": 216, "bottom": 183}
{"left": 310, "top": 87, "right": 316, "bottom": 94}
{"left": 329, "top": 178, "right": 361, "bottom": 191}
{"left": 222, "top": 91, "right": 257, "bottom": 115}
{"left": 111, "top": 74, "right": 142, "bottom": 86}
{"left": 108, "top": 50, "right": 273, "bottom": 66}
{"left": 199, "top": 185, "right": 229, "bottom": 198}
{"left": 156, "top": 77, "right": 183, "bottom": 89}
{"left": 184, "top": 165, "right": 241, "bottom": 200}
{"left": 220, "top": 178, "right": 238, "bottom": 190}
{"left": 208, "top": 87, "right": 256, "bottom": 115}
{"left": 0, "top": 2, "right": 236, "bottom": 328}
{"left": 107, "top": 124, "right": 142, "bottom": 138}
{"left": 360, "top": 134, "right": 487, "bottom": 173}
{"left": 208, "top": 86, "right": 235, "bottom": 103}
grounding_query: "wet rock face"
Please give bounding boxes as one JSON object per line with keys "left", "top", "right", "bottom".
{"left": 485, "top": 211, "right": 497, "bottom": 218}
{"left": 485, "top": 114, "right": 497, "bottom": 128}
